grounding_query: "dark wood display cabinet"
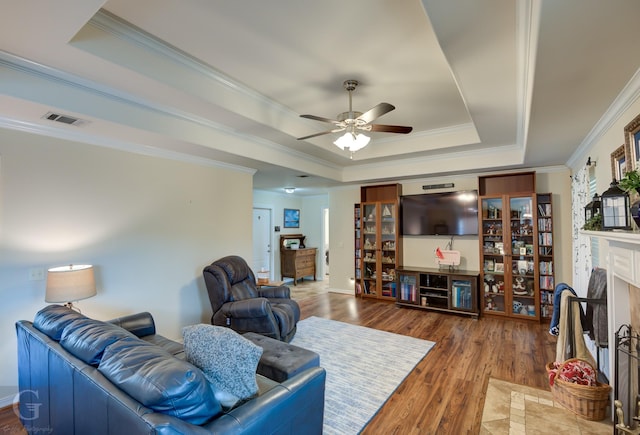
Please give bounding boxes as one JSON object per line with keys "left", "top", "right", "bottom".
{"left": 396, "top": 267, "right": 479, "bottom": 318}
{"left": 478, "top": 193, "right": 544, "bottom": 320}
{"left": 354, "top": 184, "right": 402, "bottom": 301}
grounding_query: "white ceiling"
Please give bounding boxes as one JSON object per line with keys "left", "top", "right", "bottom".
{"left": 1, "top": 0, "right": 640, "bottom": 195}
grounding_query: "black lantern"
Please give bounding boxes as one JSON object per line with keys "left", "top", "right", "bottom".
{"left": 601, "top": 179, "right": 631, "bottom": 230}
{"left": 584, "top": 193, "right": 602, "bottom": 222}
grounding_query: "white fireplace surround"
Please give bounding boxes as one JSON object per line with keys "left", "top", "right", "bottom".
{"left": 582, "top": 230, "right": 640, "bottom": 385}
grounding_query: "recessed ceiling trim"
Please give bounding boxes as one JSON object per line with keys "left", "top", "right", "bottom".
{"left": 0, "top": 115, "right": 257, "bottom": 174}
{"left": 515, "top": 0, "right": 539, "bottom": 151}
{"left": 86, "top": 10, "right": 304, "bottom": 129}
{"left": 0, "top": 51, "right": 343, "bottom": 176}
{"left": 89, "top": 9, "right": 277, "bottom": 108}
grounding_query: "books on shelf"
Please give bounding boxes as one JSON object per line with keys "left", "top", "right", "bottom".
{"left": 540, "top": 290, "right": 554, "bottom": 304}
{"left": 539, "top": 260, "right": 553, "bottom": 275}
{"left": 537, "top": 218, "right": 552, "bottom": 232}
{"left": 452, "top": 281, "right": 472, "bottom": 309}
{"left": 538, "top": 232, "right": 552, "bottom": 245}
{"left": 537, "top": 203, "right": 551, "bottom": 216}
{"left": 399, "top": 275, "right": 417, "bottom": 302}
{"left": 539, "top": 275, "right": 554, "bottom": 290}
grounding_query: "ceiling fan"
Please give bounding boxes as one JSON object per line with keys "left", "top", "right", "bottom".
{"left": 297, "top": 80, "right": 413, "bottom": 152}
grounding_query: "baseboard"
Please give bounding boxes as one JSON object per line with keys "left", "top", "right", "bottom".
{"left": 328, "top": 287, "right": 352, "bottom": 295}
{"left": 0, "top": 394, "right": 16, "bottom": 408}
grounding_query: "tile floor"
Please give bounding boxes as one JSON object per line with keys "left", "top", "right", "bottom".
{"left": 480, "top": 378, "right": 613, "bottom": 434}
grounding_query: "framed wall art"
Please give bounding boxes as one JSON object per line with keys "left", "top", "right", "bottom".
{"left": 624, "top": 112, "right": 640, "bottom": 170}
{"left": 283, "top": 208, "right": 300, "bottom": 228}
{"left": 611, "top": 144, "right": 628, "bottom": 181}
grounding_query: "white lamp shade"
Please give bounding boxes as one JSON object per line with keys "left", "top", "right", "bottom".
{"left": 45, "top": 264, "right": 97, "bottom": 303}
{"left": 333, "top": 132, "right": 370, "bottom": 152}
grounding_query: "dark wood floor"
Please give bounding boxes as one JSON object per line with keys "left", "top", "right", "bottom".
{"left": 296, "top": 292, "right": 557, "bottom": 434}
{"left": 1, "top": 291, "right": 556, "bottom": 434}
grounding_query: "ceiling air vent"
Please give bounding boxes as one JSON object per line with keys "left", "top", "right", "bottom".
{"left": 42, "top": 112, "right": 88, "bottom": 127}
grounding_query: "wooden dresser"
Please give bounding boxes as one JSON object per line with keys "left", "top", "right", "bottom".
{"left": 279, "top": 234, "right": 316, "bottom": 285}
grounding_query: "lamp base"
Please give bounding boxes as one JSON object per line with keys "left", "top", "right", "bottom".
{"left": 63, "top": 302, "right": 82, "bottom": 313}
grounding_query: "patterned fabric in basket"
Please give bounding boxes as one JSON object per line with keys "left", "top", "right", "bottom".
{"left": 548, "top": 359, "right": 596, "bottom": 387}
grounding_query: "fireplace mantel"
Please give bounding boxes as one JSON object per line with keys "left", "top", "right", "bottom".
{"left": 582, "top": 230, "right": 640, "bottom": 287}
{"left": 581, "top": 229, "right": 639, "bottom": 407}
{"left": 581, "top": 230, "right": 640, "bottom": 246}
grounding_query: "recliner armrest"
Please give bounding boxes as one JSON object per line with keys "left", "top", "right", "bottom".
{"left": 258, "top": 285, "right": 291, "bottom": 299}
{"left": 221, "top": 298, "right": 273, "bottom": 319}
{"left": 107, "top": 312, "right": 156, "bottom": 338}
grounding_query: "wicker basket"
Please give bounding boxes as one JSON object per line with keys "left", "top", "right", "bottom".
{"left": 546, "top": 358, "right": 611, "bottom": 421}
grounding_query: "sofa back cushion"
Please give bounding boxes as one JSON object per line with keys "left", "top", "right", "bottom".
{"left": 33, "top": 305, "right": 86, "bottom": 340}
{"left": 59, "top": 318, "right": 136, "bottom": 365}
{"left": 98, "top": 336, "right": 221, "bottom": 425}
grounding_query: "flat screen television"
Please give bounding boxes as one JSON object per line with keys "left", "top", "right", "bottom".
{"left": 400, "top": 190, "right": 479, "bottom": 236}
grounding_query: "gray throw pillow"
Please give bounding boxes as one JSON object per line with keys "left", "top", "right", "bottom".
{"left": 183, "top": 324, "right": 262, "bottom": 408}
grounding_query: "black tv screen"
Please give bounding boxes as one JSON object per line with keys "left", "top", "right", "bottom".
{"left": 400, "top": 190, "right": 479, "bottom": 236}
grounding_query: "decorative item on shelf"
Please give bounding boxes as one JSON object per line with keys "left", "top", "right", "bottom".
{"left": 618, "top": 168, "right": 640, "bottom": 228}
{"left": 583, "top": 213, "right": 603, "bottom": 231}
{"left": 45, "top": 264, "right": 97, "bottom": 312}
{"left": 583, "top": 193, "right": 602, "bottom": 222}
{"left": 601, "top": 179, "right": 631, "bottom": 230}
{"left": 382, "top": 205, "right": 392, "bottom": 217}
{"left": 256, "top": 268, "right": 269, "bottom": 285}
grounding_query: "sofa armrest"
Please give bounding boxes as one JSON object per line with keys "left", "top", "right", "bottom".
{"left": 204, "top": 367, "right": 326, "bottom": 434}
{"left": 107, "top": 312, "right": 156, "bottom": 337}
{"left": 258, "top": 285, "right": 291, "bottom": 299}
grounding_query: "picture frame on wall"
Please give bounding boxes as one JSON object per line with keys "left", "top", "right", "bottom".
{"left": 611, "top": 144, "right": 628, "bottom": 181}
{"left": 624, "top": 112, "right": 640, "bottom": 170}
{"left": 283, "top": 208, "right": 300, "bottom": 228}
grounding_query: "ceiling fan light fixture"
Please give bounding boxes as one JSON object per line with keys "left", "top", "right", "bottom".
{"left": 284, "top": 187, "right": 296, "bottom": 194}
{"left": 334, "top": 132, "right": 370, "bottom": 152}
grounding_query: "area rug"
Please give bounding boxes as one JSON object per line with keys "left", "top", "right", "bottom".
{"left": 291, "top": 316, "right": 435, "bottom": 435}
{"left": 480, "top": 378, "right": 612, "bottom": 434}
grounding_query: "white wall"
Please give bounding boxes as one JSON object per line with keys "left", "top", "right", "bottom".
{"left": 328, "top": 186, "right": 360, "bottom": 293}
{"left": 0, "top": 128, "right": 253, "bottom": 404}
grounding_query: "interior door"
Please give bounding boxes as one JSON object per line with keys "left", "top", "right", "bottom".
{"left": 252, "top": 208, "right": 272, "bottom": 277}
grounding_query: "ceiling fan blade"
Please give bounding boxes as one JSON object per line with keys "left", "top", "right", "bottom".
{"left": 368, "top": 124, "right": 413, "bottom": 134}
{"left": 300, "top": 114, "right": 341, "bottom": 125}
{"left": 357, "top": 103, "right": 395, "bottom": 124}
{"left": 297, "top": 127, "right": 345, "bottom": 140}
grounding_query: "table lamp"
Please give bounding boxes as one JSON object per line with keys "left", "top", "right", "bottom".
{"left": 45, "top": 264, "right": 96, "bottom": 311}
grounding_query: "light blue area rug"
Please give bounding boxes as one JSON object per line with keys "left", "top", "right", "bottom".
{"left": 291, "top": 316, "right": 435, "bottom": 435}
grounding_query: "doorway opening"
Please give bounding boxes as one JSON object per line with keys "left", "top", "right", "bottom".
{"left": 252, "top": 207, "right": 272, "bottom": 279}
{"left": 323, "top": 207, "right": 329, "bottom": 277}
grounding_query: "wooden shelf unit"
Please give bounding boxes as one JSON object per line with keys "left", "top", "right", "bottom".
{"left": 536, "top": 193, "right": 555, "bottom": 319}
{"left": 355, "top": 184, "right": 402, "bottom": 301}
{"left": 479, "top": 193, "right": 542, "bottom": 320}
{"left": 396, "top": 267, "right": 480, "bottom": 318}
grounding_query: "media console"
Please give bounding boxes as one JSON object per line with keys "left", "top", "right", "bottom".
{"left": 396, "top": 267, "right": 480, "bottom": 318}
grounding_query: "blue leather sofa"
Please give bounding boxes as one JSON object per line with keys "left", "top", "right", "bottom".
{"left": 16, "top": 305, "right": 325, "bottom": 434}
